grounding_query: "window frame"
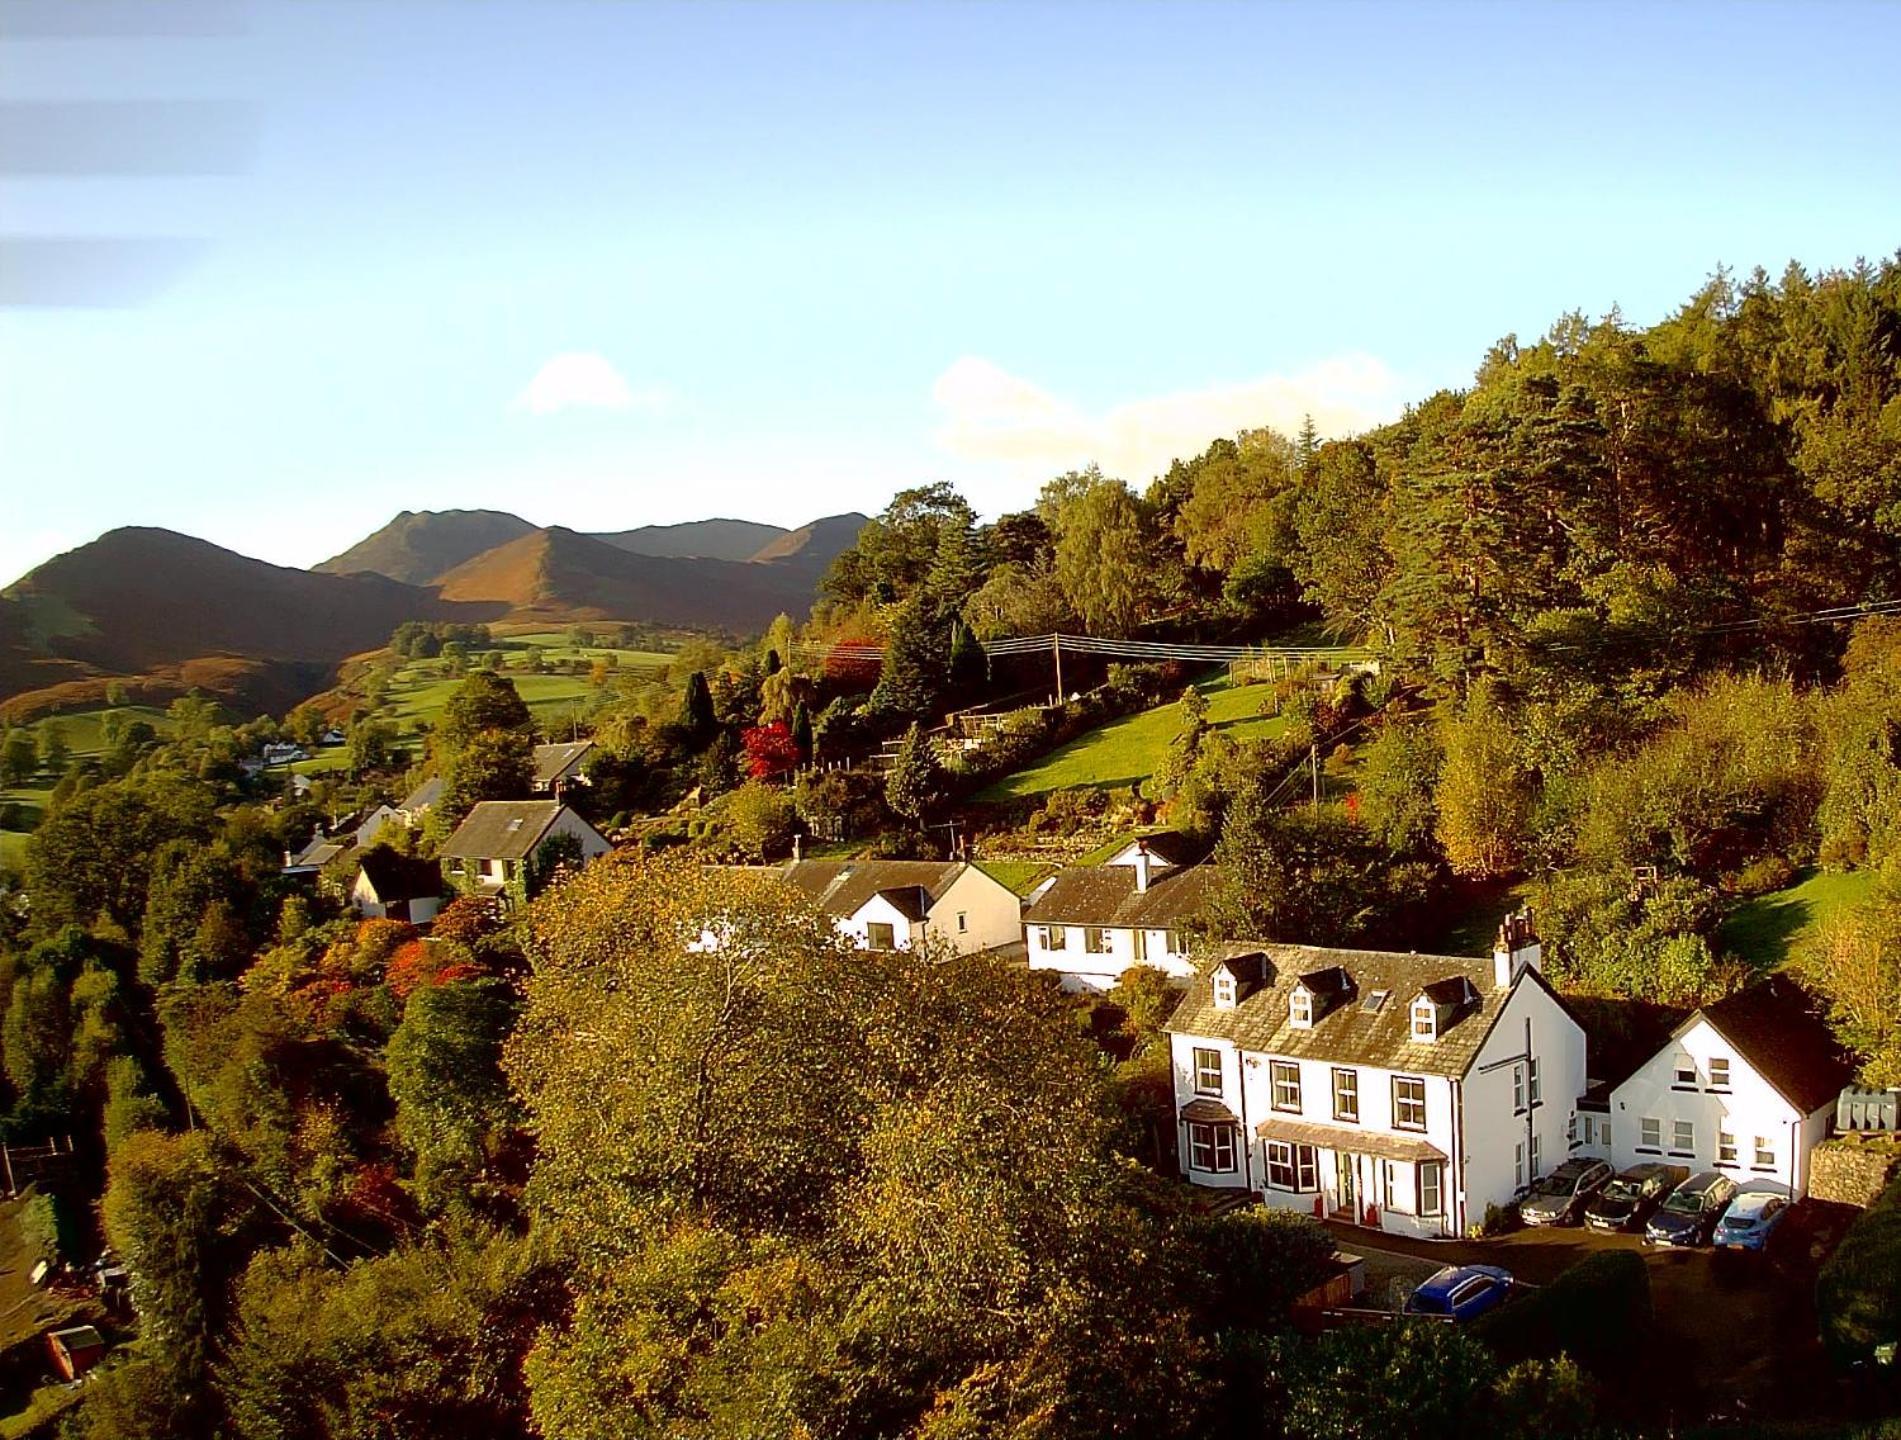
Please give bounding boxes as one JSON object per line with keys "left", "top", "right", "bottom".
{"left": 1290, "top": 987, "right": 1313, "bottom": 1028}
{"left": 1671, "top": 1118, "right": 1696, "bottom": 1156}
{"left": 1754, "top": 1135, "right": 1775, "bottom": 1168}
{"left": 1188, "top": 1122, "right": 1237, "bottom": 1174}
{"left": 1410, "top": 998, "right": 1437, "bottom": 1041}
{"left": 1192, "top": 1046, "right": 1223, "bottom": 1097}
{"left": 1331, "top": 1066, "right": 1359, "bottom": 1123}
{"left": 1718, "top": 1131, "right": 1738, "bottom": 1164}
{"left": 1708, "top": 1057, "right": 1731, "bottom": 1091}
{"left": 1418, "top": 1160, "right": 1444, "bottom": 1217}
{"left": 1083, "top": 926, "right": 1109, "bottom": 955}
{"left": 1043, "top": 925, "right": 1066, "bottom": 952}
{"left": 865, "top": 921, "right": 896, "bottom": 950}
{"left": 1392, "top": 1075, "right": 1427, "bottom": 1132}
{"left": 1673, "top": 1055, "right": 1697, "bottom": 1089}
{"left": 1512, "top": 1063, "right": 1526, "bottom": 1114}
{"left": 1528, "top": 1057, "right": 1542, "bottom": 1106}
{"left": 1213, "top": 974, "right": 1236, "bottom": 1008}
{"left": 955, "top": 911, "right": 967, "bottom": 934}
{"left": 1266, "top": 1140, "right": 1318, "bottom": 1192}
{"left": 1639, "top": 1117, "right": 1662, "bottom": 1152}
{"left": 1269, "top": 1060, "right": 1303, "bottom": 1114}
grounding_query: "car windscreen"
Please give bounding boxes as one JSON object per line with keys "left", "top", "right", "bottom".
{"left": 1599, "top": 1180, "right": 1640, "bottom": 1203}
{"left": 1662, "top": 1188, "right": 1706, "bottom": 1213}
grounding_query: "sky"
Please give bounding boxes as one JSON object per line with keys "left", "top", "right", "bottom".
{"left": 3, "top": 0, "right": 1899, "bottom": 586}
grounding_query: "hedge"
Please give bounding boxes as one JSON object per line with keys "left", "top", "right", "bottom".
{"left": 1818, "top": 1175, "right": 1901, "bottom": 1365}
{"left": 1471, "top": 1248, "right": 1652, "bottom": 1376}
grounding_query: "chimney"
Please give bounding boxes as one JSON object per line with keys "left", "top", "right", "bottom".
{"left": 1132, "top": 839, "right": 1152, "bottom": 893}
{"left": 1492, "top": 909, "right": 1542, "bottom": 990}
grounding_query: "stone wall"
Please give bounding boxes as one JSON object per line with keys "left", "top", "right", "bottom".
{"left": 1810, "top": 1136, "right": 1901, "bottom": 1208}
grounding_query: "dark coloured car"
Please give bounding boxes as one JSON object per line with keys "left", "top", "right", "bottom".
{"left": 1645, "top": 1171, "right": 1739, "bottom": 1248}
{"left": 1518, "top": 1158, "right": 1614, "bottom": 1226}
{"left": 1584, "top": 1162, "right": 1689, "bottom": 1233}
{"left": 1403, "top": 1264, "right": 1515, "bottom": 1322}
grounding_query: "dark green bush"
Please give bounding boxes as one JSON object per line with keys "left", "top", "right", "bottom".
{"left": 1472, "top": 1248, "right": 1651, "bottom": 1377}
{"left": 1818, "top": 1176, "right": 1901, "bottom": 1365}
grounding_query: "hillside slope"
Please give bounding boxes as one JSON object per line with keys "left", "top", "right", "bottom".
{"left": 1, "top": 528, "right": 504, "bottom": 716}
{"left": 432, "top": 527, "right": 824, "bottom": 631}
{"left": 594, "top": 517, "right": 787, "bottom": 561}
{"left": 314, "top": 509, "right": 539, "bottom": 585}
{"left": 748, "top": 512, "right": 869, "bottom": 567}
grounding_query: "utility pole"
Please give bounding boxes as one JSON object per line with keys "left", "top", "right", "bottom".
{"left": 1310, "top": 745, "right": 1320, "bottom": 809}
{"left": 1052, "top": 633, "right": 1065, "bottom": 702}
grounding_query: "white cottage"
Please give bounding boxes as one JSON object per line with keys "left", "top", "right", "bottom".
{"left": 777, "top": 858, "right": 1022, "bottom": 955}
{"left": 1164, "top": 915, "right": 1587, "bottom": 1239}
{"left": 1601, "top": 975, "right": 1852, "bottom": 1197}
{"left": 1023, "top": 837, "right": 1217, "bottom": 990}
{"left": 438, "top": 800, "right": 611, "bottom": 903}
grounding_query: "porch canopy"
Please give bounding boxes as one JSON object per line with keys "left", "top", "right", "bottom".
{"left": 1254, "top": 1116, "right": 1445, "bottom": 1164}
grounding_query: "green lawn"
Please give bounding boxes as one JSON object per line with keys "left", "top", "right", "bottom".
{"left": 1719, "top": 866, "right": 1877, "bottom": 972}
{"left": 973, "top": 859, "right": 1056, "bottom": 896}
{"left": 977, "top": 675, "right": 1288, "bottom": 802}
{"left": 4, "top": 705, "right": 173, "bottom": 759}
{"left": 358, "top": 635, "right": 675, "bottom": 740}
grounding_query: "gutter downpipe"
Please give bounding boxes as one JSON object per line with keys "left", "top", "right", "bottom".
{"left": 1451, "top": 1076, "right": 1465, "bottom": 1238}
{"left": 1238, "top": 1049, "right": 1256, "bottom": 1195}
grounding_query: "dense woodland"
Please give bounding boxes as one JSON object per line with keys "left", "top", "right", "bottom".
{"left": 0, "top": 259, "right": 1898, "bottom": 1436}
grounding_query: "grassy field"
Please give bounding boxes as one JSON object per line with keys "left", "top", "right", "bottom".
{"left": 366, "top": 636, "right": 673, "bottom": 738}
{"left": 977, "top": 674, "right": 1288, "bottom": 802}
{"left": 973, "top": 859, "right": 1056, "bottom": 896}
{"left": 1, "top": 708, "right": 174, "bottom": 873}
{"left": 1719, "top": 866, "right": 1877, "bottom": 971}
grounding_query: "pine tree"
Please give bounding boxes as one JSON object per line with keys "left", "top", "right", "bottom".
{"left": 948, "top": 621, "right": 988, "bottom": 698}
{"left": 790, "top": 701, "right": 814, "bottom": 763}
{"left": 680, "top": 671, "right": 716, "bottom": 743}
{"left": 884, "top": 724, "right": 946, "bottom": 828}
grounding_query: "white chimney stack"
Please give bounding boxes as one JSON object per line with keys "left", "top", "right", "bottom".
{"left": 1133, "top": 839, "right": 1152, "bottom": 893}
{"left": 1492, "top": 910, "right": 1541, "bottom": 990}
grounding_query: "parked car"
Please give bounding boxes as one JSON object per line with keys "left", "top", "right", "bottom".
{"left": 1403, "top": 1264, "right": 1515, "bottom": 1322}
{"left": 1645, "top": 1171, "right": 1739, "bottom": 1248}
{"left": 1584, "top": 1162, "right": 1689, "bottom": 1233}
{"left": 1518, "top": 1158, "right": 1614, "bottom": 1226}
{"left": 1714, "top": 1190, "right": 1791, "bottom": 1252}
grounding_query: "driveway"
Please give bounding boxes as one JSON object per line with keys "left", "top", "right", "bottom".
{"left": 1321, "top": 1200, "right": 1861, "bottom": 1423}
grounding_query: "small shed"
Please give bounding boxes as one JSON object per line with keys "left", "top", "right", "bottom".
{"left": 46, "top": 1325, "right": 106, "bottom": 1381}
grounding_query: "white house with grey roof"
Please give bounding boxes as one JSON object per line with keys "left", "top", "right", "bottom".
{"left": 531, "top": 740, "right": 596, "bottom": 796}
{"left": 1023, "top": 839, "right": 1216, "bottom": 990}
{"left": 1593, "top": 974, "right": 1852, "bottom": 1198}
{"left": 1165, "top": 913, "right": 1587, "bottom": 1239}
{"left": 776, "top": 858, "right": 1022, "bottom": 955}
{"left": 438, "top": 800, "right": 610, "bottom": 904}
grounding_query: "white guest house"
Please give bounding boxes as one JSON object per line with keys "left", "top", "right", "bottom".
{"left": 1164, "top": 915, "right": 1587, "bottom": 1238}
{"left": 777, "top": 857, "right": 1023, "bottom": 955}
{"left": 1594, "top": 975, "right": 1852, "bottom": 1197}
{"left": 1024, "top": 837, "right": 1218, "bottom": 990}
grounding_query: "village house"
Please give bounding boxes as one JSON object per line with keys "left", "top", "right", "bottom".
{"left": 1023, "top": 837, "right": 1216, "bottom": 990}
{"left": 1588, "top": 974, "right": 1853, "bottom": 1198}
{"left": 351, "top": 849, "right": 445, "bottom": 924}
{"left": 532, "top": 740, "right": 596, "bottom": 796}
{"left": 1164, "top": 915, "right": 1587, "bottom": 1239}
{"left": 776, "top": 856, "right": 1023, "bottom": 955}
{"left": 396, "top": 775, "right": 443, "bottom": 825}
{"left": 438, "top": 799, "right": 610, "bottom": 903}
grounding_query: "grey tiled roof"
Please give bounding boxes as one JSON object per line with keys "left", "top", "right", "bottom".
{"left": 439, "top": 800, "right": 569, "bottom": 862}
{"left": 1165, "top": 941, "right": 1519, "bottom": 1079}
{"left": 533, "top": 741, "right": 595, "bottom": 787}
{"left": 777, "top": 860, "right": 966, "bottom": 919}
{"left": 1022, "top": 862, "right": 1221, "bottom": 929}
{"left": 400, "top": 776, "right": 443, "bottom": 813}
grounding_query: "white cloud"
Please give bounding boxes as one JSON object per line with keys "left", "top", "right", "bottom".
{"left": 931, "top": 353, "right": 1410, "bottom": 482}
{"left": 510, "top": 351, "right": 675, "bottom": 416}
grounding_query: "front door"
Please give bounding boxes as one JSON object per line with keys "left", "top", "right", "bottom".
{"left": 1335, "top": 1151, "right": 1357, "bottom": 1216}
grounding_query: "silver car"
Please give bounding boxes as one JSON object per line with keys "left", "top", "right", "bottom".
{"left": 1518, "top": 1159, "right": 1614, "bottom": 1226}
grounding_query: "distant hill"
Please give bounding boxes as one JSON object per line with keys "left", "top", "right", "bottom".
{"left": 1, "top": 527, "right": 503, "bottom": 719}
{"left": 0, "top": 508, "right": 870, "bottom": 717}
{"left": 314, "top": 509, "right": 539, "bottom": 585}
{"left": 432, "top": 526, "right": 830, "bottom": 631}
{"left": 748, "top": 512, "right": 869, "bottom": 567}
{"left": 594, "top": 517, "right": 788, "bottom": 561}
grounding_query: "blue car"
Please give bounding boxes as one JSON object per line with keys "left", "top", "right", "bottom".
{"left": 1403, "top": 1264, "right": 1514, "bottom": 1322}
{"left": 1714, "top": 1191, "right": 1791, "bottom": 1252}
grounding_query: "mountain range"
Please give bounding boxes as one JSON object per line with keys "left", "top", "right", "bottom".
{"left": 0, "top": 509, "right": 866, "bottom": 720}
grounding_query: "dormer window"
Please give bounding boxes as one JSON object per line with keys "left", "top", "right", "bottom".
{"left": 1289, "top": 987, "right": 1313, "bottom": 1028}
{"left": 1213, "top": 974, "right": 1237, "bottom": 1010}
{"left": 1411, "top": 997, "right": 1437, "bottom": 1042}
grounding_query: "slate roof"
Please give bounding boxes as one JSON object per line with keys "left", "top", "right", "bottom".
{"left": 1023, "top": 862, "right": 1221, "bottom": 929}
{"left": 777, "top": 860, "right": 965, "bottom": 919}
{"left": 357, "top": 848, "right": 443, "bottom": 904}
{"left": 399, "top": 776, "right": 443, "bottom": 813}
{"left": 533, "top": 740, "right": 595, "bottom": 787}
{"left": 1165, "top": 941, "right": 1521, "bottom": 1079}
{"left": 1692, "top": 975, "right": 1855, "bottom": 1115}
{"left": 289, "top": 834, "right": 349, "bottom": 869}
{"left": 439, "top": 800, "right": 570, "bottom": 862}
